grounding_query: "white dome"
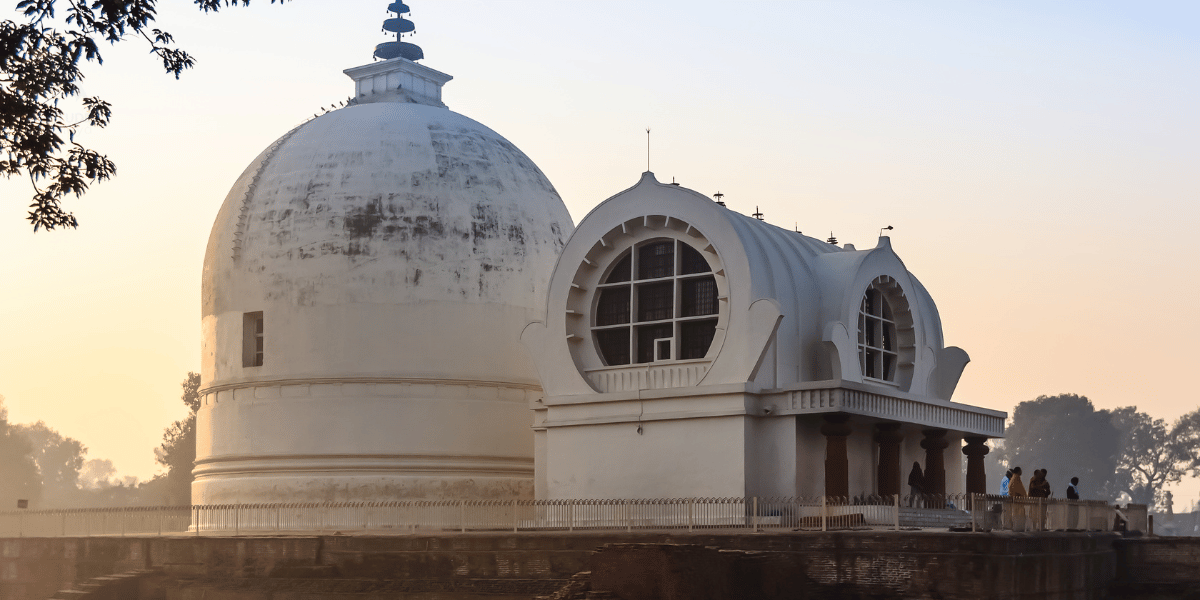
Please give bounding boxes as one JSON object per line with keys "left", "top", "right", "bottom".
{"left": 196, "top": 98, "right": 573, "bottom": 504}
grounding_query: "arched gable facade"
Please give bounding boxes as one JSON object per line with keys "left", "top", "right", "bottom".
{"left": 523, "top": 173, "right": 1004, "bottom": 500}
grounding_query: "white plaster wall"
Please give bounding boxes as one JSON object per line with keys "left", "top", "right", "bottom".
{"left": 744, "top": 417, "right": 796, "bottom": 497}
{"left": 544, "top": 417, "right": 747, "bottom": 499}
{"left": 193, "top": 381, "right": 536, "bottom": 503}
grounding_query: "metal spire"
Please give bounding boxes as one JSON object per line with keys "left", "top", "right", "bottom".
{"left": 375, "top": 2, "right": 424, "bottom": 62}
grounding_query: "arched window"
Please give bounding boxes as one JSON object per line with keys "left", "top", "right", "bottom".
{"left": 593, "top": 239, "right": 718, "bottom": 366}
{"left": 859, "top": 286, "right": 897, "bottom": 381}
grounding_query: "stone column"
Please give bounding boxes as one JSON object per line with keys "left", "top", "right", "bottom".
{"left": 874, "top": 423, "right": 903, "bottom": 498}
{"left": 821, "top": 415, "right": 853, "bottom": 499}
{"left": 920, "top": 429, "right": 949, "bottom": 498}
{"left": 962, "top": 436, "right": 990, "bottom": 496}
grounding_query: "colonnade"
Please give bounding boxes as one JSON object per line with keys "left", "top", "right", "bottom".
{"left": 820, "top": 415, "right": 991, "bottom": 498}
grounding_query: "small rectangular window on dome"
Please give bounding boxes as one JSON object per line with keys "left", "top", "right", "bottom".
{"left": 243, "top": 311, "right": 264, "bottom": 368}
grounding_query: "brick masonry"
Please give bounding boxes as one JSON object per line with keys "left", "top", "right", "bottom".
{"left": 0, "top": 532, "right": 1195, "bottom": 599}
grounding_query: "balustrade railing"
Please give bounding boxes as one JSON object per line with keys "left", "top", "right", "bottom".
{"left": 0, "top": 496, "right": 1144, "bottom": 537}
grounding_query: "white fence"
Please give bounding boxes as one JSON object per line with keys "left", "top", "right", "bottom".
{"left": 0, "top": 496, "right": 1144, "bottom": 537}
{"left": 968, "top": 495, "right": 1147, "bottom": 533}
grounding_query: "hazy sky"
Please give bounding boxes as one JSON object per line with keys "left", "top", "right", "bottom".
{"left": 1, "top": 1, "right": 1197, "bottom": 502}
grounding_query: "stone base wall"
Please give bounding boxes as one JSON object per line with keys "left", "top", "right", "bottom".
{"left": 1115, "top": 537, "right": 1200, "bottom": 597}
{"left": 0, "top": 533, "right": 1195, "bottom": 600}
{"left": 588, "top": 535, "right": 1118, "bottom": 600}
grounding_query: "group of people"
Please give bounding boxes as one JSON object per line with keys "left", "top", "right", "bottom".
{"left": 999, "top": 467, "right": 1081, "bottom": 500}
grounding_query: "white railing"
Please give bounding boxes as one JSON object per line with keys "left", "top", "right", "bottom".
{"left": 966, "top": 495, "right": 1145, "bottom": 533}
{"left": 0, "top": 496, "right": 1142, "bottom": 537}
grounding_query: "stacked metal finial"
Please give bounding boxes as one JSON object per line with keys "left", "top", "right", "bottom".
{"left": 374, "top": 2, "right": 424, "bottom": 62}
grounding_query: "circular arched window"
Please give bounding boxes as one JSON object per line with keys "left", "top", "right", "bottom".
{"left": 591, "top": 238, "right": 720, "bottom": 366}
{"left": 857, "top": 276, "right": 915, "bottom": 384}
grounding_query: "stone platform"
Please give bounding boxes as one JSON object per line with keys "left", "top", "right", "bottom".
{"left": 0, "top": 531, "right": 1194, "bottom": 599}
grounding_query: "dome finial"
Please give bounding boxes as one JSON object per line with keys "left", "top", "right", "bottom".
{"left": 375, "top": 2, "right": 424, "bottom": 62}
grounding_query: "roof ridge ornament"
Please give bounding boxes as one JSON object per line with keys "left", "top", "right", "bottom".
{"left": 375, "top": 2, "right": 424, "bottom": 62}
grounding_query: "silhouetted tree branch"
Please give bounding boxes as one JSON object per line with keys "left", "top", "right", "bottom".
{"left": 1, "top": 0, "right": 288, "bottom": 231}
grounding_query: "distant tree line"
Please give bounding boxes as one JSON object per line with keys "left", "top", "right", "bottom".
{"left": 992, "top": 394, "right": 1200, "bottom": 512}
{"left": 3, "top": 383, "right": 1198, "bottom": 512}
{"left": 0, "top": 373, "right": 199, "bottom": 510}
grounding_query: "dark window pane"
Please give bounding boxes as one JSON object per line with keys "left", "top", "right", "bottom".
{"left": 681, "top": 277, "right": 717, "bottom": 317}
{"left": 865, "top": 319, "right": 878, "bottom": 347}
{"left": 863, "top": 290, "right": 876, "bottom": 317}
{"left": 680, "top": 243, "right": 711, "bottom": 275}
{"left": 865, "top": 349, "right": 878, "bottom": 378}
{"left": 638, "top": 241, "right": 674, "bottom": 280}
{"left": 680, "top": 319, "right": 717, "bottom": 360}
{"left": 638, "top": 282, "right": 674, "bottom": 322}
{"left": 882, "top": 321, "right": 894, "bottom": 351}
{"left": 605, "top": 253, "right": 632, "bottom": 283}
{"left": 883, "top": 353, "right": 896, "bottom": 380}
{"left": 255, "top": 316, "right": 264, "bottom": 334}
{"left": 597, "top": 328, "right": 631, "bottom": 366}
{"left": 597, "top": 287, "right": 631, "bottom": 326}
{"left": 636, "top": 324, "right": 673, "bottom": 363}
{"left": 255, "top": 337, "right": 264, "bottom": 353}
{"left": 882, "top": 296, "right": 893, "bottom": 320}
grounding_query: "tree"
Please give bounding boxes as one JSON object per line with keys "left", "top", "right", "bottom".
{"left": 12, "top": 420, "right": 86, "bottom": 507}
{"left": 153, "top": 371, "right": 200, "bottom": 505}
{"left": 0, "top": 398, "right": 41, "bottom": 508}
{"left": 994, "top": 394, "right": 1120, "bottom": 500}
{"left": 78, "top": 458, "right": 118, "bottom": 489}
{"left": 1108, "top": 406, "right": 1186, "bottom": 508}
{"left": 1174, "top": 407, "right": 1200, "bottom": 478}
{"left": 2, "top": 0, "right": 286, "bottom": 231}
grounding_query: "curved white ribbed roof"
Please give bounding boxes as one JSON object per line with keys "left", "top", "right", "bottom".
{"left": 527, "top": 172, "right": 962, "bottom": 402}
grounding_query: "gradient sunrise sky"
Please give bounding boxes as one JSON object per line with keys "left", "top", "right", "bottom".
{"left": 1, "top": 0, "right": 1197, "bottom": 501}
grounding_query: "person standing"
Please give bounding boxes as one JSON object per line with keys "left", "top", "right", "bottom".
{"left": 1029, "top": 469, "right": 1051, "bottom": 530}
{"left": 1000, "top": 469, "right": 1013, "bottom": 496}
{"left": 1009, "top": 467, "right": 1027, "bottom": 531}
{"left": 1066, "top": 477, "right": 1081, "bottom": 529}
{"left": 907, "top": 462, "right": 925, "bottom": 507}
{"left": 1030, "top": 469, "right": 1051, "bottom": 498}
{"left": 1066, "top": 477, "right": 1080, "bottom": 500}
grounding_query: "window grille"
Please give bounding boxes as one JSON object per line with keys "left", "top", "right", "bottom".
{"left": 638, "top": 241, "right": 674, "bottom": 280}
{"left": 605, "top": 253, "right": 632, "bottom": 283}
{"left": 636, "top": 324, "right": 673, "bottom": 364}
{"left": 596, "top": 329, "right": 631, "bottom": 366}
{"left": 681, "top": 277, "right": 717, "bottom": 317}
{"left": 590, "top": 237, "right": 719, "bottom": 366}
{"left": 680, "top": 244, "right": 711, "bottom": 275}
{"left": 680, "top": 319, "right": 718, "bottom": 360}
{"left": 858, "top": 288, "right": 897, "bottom": 381}
{"left": 597, "top": 288, "right": 631, "bottom": 326}
{"left": 637, "top": 282, "right": 674, "bottom": 322}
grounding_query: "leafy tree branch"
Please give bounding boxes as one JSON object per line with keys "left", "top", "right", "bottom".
{"left": 2, "top": 0, "right": 287, "bottom": 231}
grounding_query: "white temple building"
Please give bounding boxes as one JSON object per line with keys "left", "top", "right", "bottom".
{"left": 522, "top": 174, "right": 1005, "bottom": 500}
{"left": 195, "top": 3, "right": 573, "bottom": 504}
{"left": 196, "top": 3, "right": 1004, "bottom": 506}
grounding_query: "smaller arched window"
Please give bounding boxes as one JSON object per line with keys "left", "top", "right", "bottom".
{"left": 859, "top": 287, "right": 897, "bottom": 381}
